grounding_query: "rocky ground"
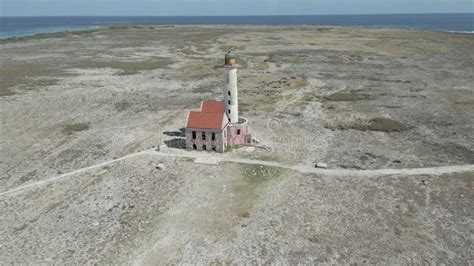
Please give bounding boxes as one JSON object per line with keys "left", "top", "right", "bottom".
{"left": 0, "top": 26, "right": 473, "bottom": 264}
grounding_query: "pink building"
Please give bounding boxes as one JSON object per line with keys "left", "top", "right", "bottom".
{"left": 185, "top": 52, "right": 252, "bottom": 152}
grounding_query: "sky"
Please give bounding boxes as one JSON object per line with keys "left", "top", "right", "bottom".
{"left": 1, "top": 0, "right": 473, "bottom": 16}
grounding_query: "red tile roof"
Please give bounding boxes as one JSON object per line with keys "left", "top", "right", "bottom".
{"left": 186, "top": 101, "right": 227, "bottom": 130}
{"left": 187, "top": 111, "right": 225, "bottom": 130}
{"left": 201, "top": 101, "right": 225, "bottom": 113}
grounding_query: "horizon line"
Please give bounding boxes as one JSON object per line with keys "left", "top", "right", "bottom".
{"left": 1, "top": 12, "right": 473, "bottom": 18}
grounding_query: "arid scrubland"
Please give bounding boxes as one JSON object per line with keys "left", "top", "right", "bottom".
{"left": 0, "top": 26, "right": 473, "bottom": 264}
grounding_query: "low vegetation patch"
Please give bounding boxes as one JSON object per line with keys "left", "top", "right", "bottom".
{"left": 237, "top": 164, "right": 285, "bottom": 191}
{"left": 114, "top": 100, "right": 131, "bottom": 111}
{"left": 263, "top": 55, "right": 279, "bottom": 63}
{"left": 238, "top": 211, "right": 251, "bottom": 218}
{"left": 68, "top": 29, "right": 100, "bottom": 36}
{"left": 327, "top": 117, "right": 407, "bottom": 132}
{"left": 296, "top": 94, "right": 315, "bottom": 107}
{"left": 294, "top": 79, "right": 309, "bottom": 88}
{"left": 364, "top": 117, "right": 407, "bottom": 132}
{"left": 107, "top": 25, "right": 144, "bottom": 30}
{"left": 325, "top": 91, "right": 372, "bottom": 101}
{"left": 0, "top": 88, "right": 16, "bottom": 97}
{"left": 0, "top": 61, "right": 66, "bottom": 95}
{"left": 219, "top": 45, "right": 246, "bottom": 53}
{"left": 242, "top": 153, "right": 283, "bottom": 163}
{"left": 172, "top": 60, "right": 223, "bottom": 81}
{"left": 316, "top": 28, "right": 332, "bottom": 32}
{"left": 257, "top": 62, "right": 269, "bottom": 70}
{"left": 85, "top": 57, "right": 175, "bottom": 75}
{"left": 0, "top": 31, "right": 76, "bottom": 44}
{"left": 114, "top": 70, "right": 140, "bottom": 76}
{"left": 63, "top": 122, "right": 90, "bottom": 135}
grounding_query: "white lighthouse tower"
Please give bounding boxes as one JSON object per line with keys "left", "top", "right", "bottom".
{"left": 224, "top": 50, "right": 239, "bottom": 124}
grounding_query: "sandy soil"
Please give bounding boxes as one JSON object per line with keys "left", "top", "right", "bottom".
{"left": 0, "top": 26, "right": 473, "bottom": 264}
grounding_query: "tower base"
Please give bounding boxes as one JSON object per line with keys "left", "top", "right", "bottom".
{"left": 226, "top": 117, "right": 252, "bottom": 147}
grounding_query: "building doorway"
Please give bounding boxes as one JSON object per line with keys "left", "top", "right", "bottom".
{"left": 202, "top": 145, "right": 207, "bottom": 150}
{"left": 193, "top": 144, "right": 197, "bottom": 150}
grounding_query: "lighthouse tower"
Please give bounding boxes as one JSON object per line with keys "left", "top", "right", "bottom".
{"left": 224, "top": 51, "right": 239, "bottom": 124}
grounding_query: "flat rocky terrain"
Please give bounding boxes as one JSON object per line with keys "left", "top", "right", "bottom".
{"left": 0, "top": 26, "right": 473, "bottom": 264}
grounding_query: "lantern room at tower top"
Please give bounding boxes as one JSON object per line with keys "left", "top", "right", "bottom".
{"left": 225, "top": 51, "right": 236, "bottom": 65}
{"left": 184, "top": 51, "right": 252, "bottom": 152}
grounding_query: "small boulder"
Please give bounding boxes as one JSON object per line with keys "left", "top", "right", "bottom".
{"left": 315, "top": 162, "right": 328, "bottom": 169}
{"left": 155, "top": 164, "right": 164, "bottom": 170}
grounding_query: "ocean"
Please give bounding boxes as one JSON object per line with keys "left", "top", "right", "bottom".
{"left": 1, "top": 13, "right": 473, "bottom": 38}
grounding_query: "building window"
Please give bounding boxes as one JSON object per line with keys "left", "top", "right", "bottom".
{"left": 228, "top": 91, "right": 231, "bottom": 96}
{"left": 211, "top": 133, "right": 216, "bottom": 141}
{"left": 228, "top": 110, "right": 231, "bottom": 114}
{"left": 203, "top": 145, "right": 207, "bottom": 150}
{"left": 228, "top": 100, "right": 231, "bottom": 105}
{"left": 192, "top": 131, "right": 196, "bottom": 139}
{"left": 212, "top": 145, "right": 216, "bottom": 151}
{"left": 237, "top": 129, "right": 241, "bottom": 135}
{"left": 202, "top": 132, "right": 206, "bottom": 140}
{"left": 193, "top": 144, "right": 197, "bottom": 150}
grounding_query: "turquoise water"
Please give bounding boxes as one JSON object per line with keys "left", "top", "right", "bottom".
{"left": 1, "top": 14, "right": 473, "bottom": 38}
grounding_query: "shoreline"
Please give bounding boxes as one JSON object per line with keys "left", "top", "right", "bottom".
{"left": 2, "top": 13, "right": 473, "bottom": 39}
{"left": 0, "top": 25, "right": 102, "bottom": 39}
{"left": 1, "top": 24, "right": 473, "bottom": 41}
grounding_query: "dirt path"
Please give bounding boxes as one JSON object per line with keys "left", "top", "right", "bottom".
{"left": 222, "top": 157, "right": 474, "bottom": 177}
{"left": 1, "top": 148, "right": 473, "bottom": 198}
{"left": 0, "top": 150, "right": 152, "bottom": 198}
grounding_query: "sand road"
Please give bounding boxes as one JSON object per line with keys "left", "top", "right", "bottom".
{"left": 1, "top": 148, "right": 472, "bottom": 198}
